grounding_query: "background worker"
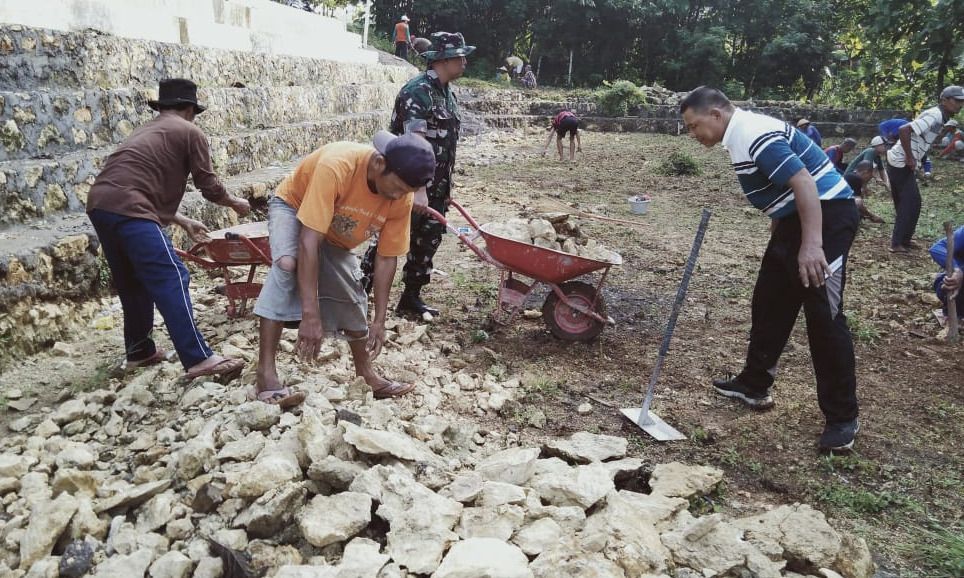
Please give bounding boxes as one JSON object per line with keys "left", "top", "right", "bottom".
{"left": 824, "top": 137, "right": 858, "bottom": 173}
{"left": 886, "top": 85, "right": 964, "bottom": 253}
{"left": 845, "top": 136, "right": 890, "bottom": 190}
{"left": 937, "top": 120, "right": 964, "bottom": 160}
{"left": 844, "top": 160, "right": 885, "bottom": 223}
{"left": 542, "top": 109, "right": 582, "bottom": 163}
{"left": 929, "top": 225, "right": 964, "bottom": 324}
{"left": 796, "top": 118, "right": 822, "bottom": 147}
{"left": 506, "top": 55, "right": 524, "bottom": 79}
{"left": 394, "top": 15, "right": 412, "bottom": 60}
{"left": 86, "top": 78, "right": 250, "bottom": 381}
{"left": 361, "top": 32, "right": 476, "bottom": 318}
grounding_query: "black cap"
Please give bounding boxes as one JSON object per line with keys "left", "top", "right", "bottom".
{"left": 373, "top": 131, "right": 435, "bottom": 188}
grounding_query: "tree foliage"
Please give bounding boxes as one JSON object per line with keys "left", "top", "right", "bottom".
{"left": 365, "top": 0, "right": 962, "bottom": 108}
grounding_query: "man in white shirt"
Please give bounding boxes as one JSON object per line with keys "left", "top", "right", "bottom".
{"left": 885, "top": 85, "right": 964, "bottom": 253}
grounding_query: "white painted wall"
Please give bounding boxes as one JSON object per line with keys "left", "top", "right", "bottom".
{"left": 0, "top": 0, "right": 376, "bottom": 64}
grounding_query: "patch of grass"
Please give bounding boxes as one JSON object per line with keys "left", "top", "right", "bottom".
{"left": 688, "top": 482, "right": 727, "bottom": 515}
{"left": 846, "top": 311, "right": 880, "bottom": 343}
{"left": 523, "top": 375, "right": 561, "bottom": 397}
{"left": 690, "top": 427, "right": 710, "bottom": 443}
{"left": 470, "top": 329, "right": 489, "bottom": 344}
{"left": 906, "top": 520, "right": 964, "bottom": 578}
{"left": 593, "top": 79, "right": 646, "bottom": 117}
{"left": 818, "top": 453, "right": 878, "bottom": 475}
{"left": 0, "top": 394, "right": 7, "bottom": 411}
{"left": 747, "top": 459, "right": 764, "bottom": 473}
{"left": 718, "top": 445, "right": 741, "bottom": 467}
{"left": 814, "top": 481, "right": 914, "bottom": 515}
{"left": 654, "top": 151, "right": 702, "bottom": 177}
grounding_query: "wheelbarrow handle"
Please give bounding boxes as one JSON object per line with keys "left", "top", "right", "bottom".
{"left": 422, "top": 205, "right": 499, "bottom": 267}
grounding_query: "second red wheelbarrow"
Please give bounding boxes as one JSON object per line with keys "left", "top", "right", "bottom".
{"left": 174, "top": 221, "right": 271, "bottom": 318}
{"left": 426, "top": 200, "right": 620, "bottom": 341}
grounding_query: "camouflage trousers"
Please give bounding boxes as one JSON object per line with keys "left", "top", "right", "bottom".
{"left": 360, "top": 192, "right": 449, "bottom": 293}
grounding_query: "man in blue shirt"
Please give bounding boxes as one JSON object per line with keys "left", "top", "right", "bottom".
{"left": 796, "top": 118, "right": 822, "bottom": 147}
{"left": 929, "top": 225, "right": 964, "bottom": 323}
{"left": 680, "top": 86, "right": 860, "bottom": 452}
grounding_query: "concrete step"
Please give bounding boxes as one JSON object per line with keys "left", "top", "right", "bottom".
{"left": 0, "top": 23, "right": 413, "bottom": 91}
{"left": 1, "top": 83, "right": 404, "bottom": 162}
{"left": 0, "top": 111, "right": 390, "bottom": 229}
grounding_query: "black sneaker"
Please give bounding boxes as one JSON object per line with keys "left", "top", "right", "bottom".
{"left": 395, "top": 292, "right": 440, "bottom": 317}
{"left": 819, "top": 419, "right": 859, "bottom": 452}
{"left": 712, "top": 376, "right": 775, "bottom": 410}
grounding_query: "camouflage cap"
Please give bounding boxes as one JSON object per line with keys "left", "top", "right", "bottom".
{"left": 423, "top": 32, "right": 475, "bottom": 63}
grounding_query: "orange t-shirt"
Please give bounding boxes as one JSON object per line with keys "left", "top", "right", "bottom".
{"left": 275, "top": 142, "right": 413, "bottom": 256}
{"left": 395, "top": 22, "right": 409, "bottom": 42}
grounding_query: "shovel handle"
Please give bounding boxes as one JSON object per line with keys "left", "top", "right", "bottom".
{"left": 944, "top": 221, "right": 959, "bottom": 341}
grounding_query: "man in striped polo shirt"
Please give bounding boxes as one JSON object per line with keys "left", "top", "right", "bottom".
{"left": 886, "top": 85, "right": 964, "bottom": 253}
{"left": 680, "top": 86, "right": 860, "bottom": 452}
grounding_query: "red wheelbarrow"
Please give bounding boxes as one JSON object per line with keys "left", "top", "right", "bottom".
{"left": 426, "top": 200, "right": 620, "bottom": 341}
{"left": 174, "top": 221, "right": 271, "bottom": 318}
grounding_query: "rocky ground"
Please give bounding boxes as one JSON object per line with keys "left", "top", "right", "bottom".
{"left": 2, "top": 127, "right": 963, "bottom": 577}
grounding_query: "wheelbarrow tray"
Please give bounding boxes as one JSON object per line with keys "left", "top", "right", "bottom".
{"left": 203, "top": 222, "right": 271, "bottom": 264}
{"left": 479, "top": 224, "right": 622, "bottom": 284}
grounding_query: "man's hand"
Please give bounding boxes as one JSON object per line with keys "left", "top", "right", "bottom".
{"left": 366, "top": 320, "right": 387, "bottom": 359}
{"left": 231, "top": 196, "right": 251, "bottom": 217}
{"left": 943, "top": 268, "right": 963, "bottom": 300}
{"left": 295, "top": 314, "right": 324, "bottom": 361}
{"left": 798, "top": 243, "right": 830, "bottom": 288}
{"left": 412, "top": 187, "right": 431, "bottom": 215}
{"left": 181, "top": 217, "right": 212, "bottom": 244}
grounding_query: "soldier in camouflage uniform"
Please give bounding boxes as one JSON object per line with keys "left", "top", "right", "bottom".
{"left": 361, "top": 31, "right": 475, "bottom": 317}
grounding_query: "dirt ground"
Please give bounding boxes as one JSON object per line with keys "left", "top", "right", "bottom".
{"left": 2, "top": 128, "right": 963, "bottom": 576}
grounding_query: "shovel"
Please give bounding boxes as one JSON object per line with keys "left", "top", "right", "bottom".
{"left": 621, "top": 208, "right": 711, "bottom": 441}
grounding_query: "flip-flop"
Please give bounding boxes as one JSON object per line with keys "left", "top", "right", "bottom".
{"left": 111, "top": 349, "right": 170, "bottom": 377}
{"left": 887, "top": 246, "right": 908, "bottom": 253}
{"left": 254, "top": 387, "right": 306, "bottom": 408}
{"left": 184, "top": 357, "right": 244, "bottom": 381}
{"left": 372, "top": 381, "right": 415, "bottom": 399}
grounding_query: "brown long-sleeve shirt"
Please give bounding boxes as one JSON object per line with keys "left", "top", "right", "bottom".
{"left": 86, "top": 111, "right": 227, "bottom": 226}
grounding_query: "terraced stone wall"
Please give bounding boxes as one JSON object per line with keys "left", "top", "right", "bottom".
{"left": 0, "top": 22, "right": 414, "bottom": 366}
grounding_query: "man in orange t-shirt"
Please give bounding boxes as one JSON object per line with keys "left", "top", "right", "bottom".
{"left": 252, "top": 131, "right": 435, "bottom": 405}
{"left": 394, "top": 15, "right": 412, "bottom": 60}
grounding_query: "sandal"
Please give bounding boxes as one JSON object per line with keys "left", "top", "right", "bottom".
{"left": 111, "top": 349, "right": 169, "bottom": 377}
{"left": 184, "top": 357, "right": 244, "bottom": 381}
{"left": 252, "top": 387, "right": 306, "bottom": 408}
{"left": 371, "top": 381, "right": 416, "bottom": 399}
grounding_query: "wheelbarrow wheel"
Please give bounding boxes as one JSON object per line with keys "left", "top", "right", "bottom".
{"left": 542, "top": 281, "right": 606, "bottom": 342}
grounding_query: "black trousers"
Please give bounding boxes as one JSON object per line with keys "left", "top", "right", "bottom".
{"left": 737, "top": 199, "right": 860, "bottom": 424}
{"left": 395, "top": 42, "right": 408, "bottom": 60}
{"left": 886, "top": 165, "right": 921, "bottom": 247}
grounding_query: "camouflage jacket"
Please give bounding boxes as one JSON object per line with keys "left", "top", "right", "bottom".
{"left": 390, "top": 70, "right": 460, "bottom": 200}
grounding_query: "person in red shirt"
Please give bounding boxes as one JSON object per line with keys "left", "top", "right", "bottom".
{"left": 823, "top": 138, "right": 857, "bottom": 173}
{"left": 542, "top": 110, "right": 582, "bottom": 163}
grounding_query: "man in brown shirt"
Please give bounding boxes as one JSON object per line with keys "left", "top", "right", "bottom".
{"left": 86, "top": 78, "right": 250, "bottom": 380}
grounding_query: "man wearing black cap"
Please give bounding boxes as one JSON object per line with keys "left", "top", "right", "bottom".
{"left": 252, "top": 131, "right": 436, "bottom": 405}
{"left": 86, "top": 78, "right": 251, "bottom": 381}
{"left": 361, "top": 31, "right": 475, "bottom": 318}
{"left": 886, "top": 85, "right": 964, "bottom": 253}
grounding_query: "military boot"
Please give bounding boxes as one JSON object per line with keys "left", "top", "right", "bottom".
{"left": 395, "top": 288, "right": 439, "bottom": 317}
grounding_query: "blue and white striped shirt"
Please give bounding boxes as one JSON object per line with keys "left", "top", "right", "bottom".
{"left": 721, "top": 108, "right": 853, "bottom": 219}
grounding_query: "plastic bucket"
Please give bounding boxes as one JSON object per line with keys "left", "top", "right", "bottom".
{"left": 628, "top": 195, "right": 651, "bottom": 215}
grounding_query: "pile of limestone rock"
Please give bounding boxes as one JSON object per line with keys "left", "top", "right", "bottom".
{"left": 0, "top": 306, "right": 874, "bottom": 577}
{"left": 483, "top": 213, "right": 621, "bottom": 264}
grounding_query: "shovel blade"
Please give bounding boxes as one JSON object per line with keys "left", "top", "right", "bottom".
{"left": 619, "top": 408, "right": 687, "bottom": 441}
